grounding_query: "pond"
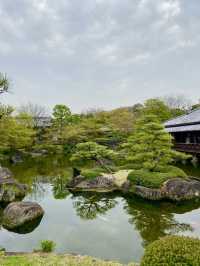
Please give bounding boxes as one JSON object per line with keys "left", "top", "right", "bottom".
{"left": 1, "top": 156, "right": 200, "bottom": 264}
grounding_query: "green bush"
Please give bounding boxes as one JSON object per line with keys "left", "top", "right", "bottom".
{"left": 141, "top": 235, "right": 200, "bottom": 266}
{"left": 40, "top": 240, "right": 56, "bottom": 252}
{"left": 127, "top": 166, "right": 186, "bottom": 188}
{"left": 81, "top": 168, "right": 103, "bottom": 179}
{"left": 157, "top": 165, "right": 187, "bottom": 177}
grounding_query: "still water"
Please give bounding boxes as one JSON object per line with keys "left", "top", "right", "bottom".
{"left": 1, "top": 156, "right": 200, "bottom": 263}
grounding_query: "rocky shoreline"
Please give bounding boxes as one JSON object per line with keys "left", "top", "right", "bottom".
{"left": 0, "top": 167, "right": 44, "bottom": 233}
{"left": 67, "top": 174, "right": 200, "bottom": 201}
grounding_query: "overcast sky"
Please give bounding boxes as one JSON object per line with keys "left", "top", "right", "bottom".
{"left": 0, "top": 0, "right": 200, "bottom": 112}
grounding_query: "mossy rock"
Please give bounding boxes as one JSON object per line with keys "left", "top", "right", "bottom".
{"left": 0, "top": 179, "right": 28, "bottom": 203}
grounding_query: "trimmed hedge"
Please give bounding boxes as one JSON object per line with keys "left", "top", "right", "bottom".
{"left": 141, "top": 235, "right": 200, "bottom": 266}
{"left": 127, "top": 166, "right": 187, "bottom": 188}
{"left": 81, "top": 168, "right": 103, "bottom": 179}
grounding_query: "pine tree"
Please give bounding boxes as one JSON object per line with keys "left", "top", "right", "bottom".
{"left": 70, "top": 141, "right": 116, "bottom": 172}
{"left": 122, "top": 114, "right": 188, "bottom": 171}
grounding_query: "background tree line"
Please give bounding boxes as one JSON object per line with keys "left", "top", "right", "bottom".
{"left": 0, "top": 72, "right": 199, "bottom": 161}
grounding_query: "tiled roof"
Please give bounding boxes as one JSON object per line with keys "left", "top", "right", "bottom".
{"left": 166, "top": 124, "right": 200, "bottom": 133}
{"left": 164, "top": 108, "right": 200, "bottom": 127}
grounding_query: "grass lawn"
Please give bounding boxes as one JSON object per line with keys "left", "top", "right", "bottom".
{"left": 0, "top": 253, "right": 137, "bottom": 266}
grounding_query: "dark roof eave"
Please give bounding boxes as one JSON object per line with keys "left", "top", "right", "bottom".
{"left": 165, "top": 121, "right": 200, "bottom": 128}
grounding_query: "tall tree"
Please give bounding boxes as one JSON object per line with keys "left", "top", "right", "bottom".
{"left": 52, "top": 104, "right": 72, "bottom": 128}
{"left": 142, "top": 99, "right": 172, "bottom": 123}
{"left": 122, "top": 114, "right": 188, "bottom": 171}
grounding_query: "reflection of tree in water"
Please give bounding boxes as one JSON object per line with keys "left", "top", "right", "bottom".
{"left": 124, "top": 196, "right": 198, "bottom": 247}
{"left": 4, "top": 155, "right": 72, "bottom": 185}
{"left": 72, "top": 193, "right": 118, "bottom": 220}
{"left": 3, "top": 155, "right": 73, "bottom": 201}
{"left": 29, "top": 178, "right": 47, "bottom": 201}
{"left": 52, "top": 175, "right": 70, "bottom": 199}
{"left": 0, "top": 207, "right": 3, "bottom": 229}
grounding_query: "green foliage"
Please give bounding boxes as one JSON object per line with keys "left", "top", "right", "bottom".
{"left": 71, "top": 142, "right": 116, "bottom": 172}
{"left": 0, "top": 104, "right": 13, "bottom": 119}
{"left": 81, "top": 168, "right": 103, "bottom": 179}
{"left": 0, "top": 114, "right": 35, "bottom": 155}
{"left": 52, "top": 104, "right": 72, "bottom": 127}
{"left": 141, "top": 235, "right": 200, "bottom": 266}
{"left": 122, "top": 114, "right": 189, "bottom": 172}
{"left": 128, "top": 166, "right": 187, "bottom": 188}
{"left": 143, "top": 99, "right": 172, "bottom": 122}
{"left": 40, "top": 240, "right": 56, "bottom": 252}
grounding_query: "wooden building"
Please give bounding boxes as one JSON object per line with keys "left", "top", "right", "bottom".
{"left": 164, "top": 109, "right": 200, "bottom": 154}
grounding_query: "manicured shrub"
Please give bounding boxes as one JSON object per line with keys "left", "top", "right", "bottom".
{"left": 141, "top": 235, "right": 200, "bottom": 266}
{"left": 81, "top": 168, "right": 103, "bottom": 179}
{"left": 127, "top": 166, "right": 186, "bottom": 188}
{"left": 40, "top": 240, "right": 56, "bottom": 252}
{"left": 157, "top": 165, "right": 187, "bottom": 177}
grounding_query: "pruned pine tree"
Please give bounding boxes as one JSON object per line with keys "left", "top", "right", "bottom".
{"left": 70, "top": 141, "right": 116, "bottom": 173}
{"left": 122, "top": 114, "right": 189, "bottom": 171}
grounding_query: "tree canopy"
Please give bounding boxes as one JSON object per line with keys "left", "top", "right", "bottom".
{"left": 52, "top": 104, "right": 72, "bottom": 127}
{"left": 122, "top": 114, "right": 188, "bottom": 171}
{"left": 71, "top": 141, "right": 116, "bottom": 172}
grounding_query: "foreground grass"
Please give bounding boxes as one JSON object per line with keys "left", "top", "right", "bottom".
{"left": 0, "top": 253, "right": 137, "bottom": 266}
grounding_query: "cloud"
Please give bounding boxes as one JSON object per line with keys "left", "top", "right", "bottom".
{"left": 0, "top": 0, "right": 200, "bottom": 111}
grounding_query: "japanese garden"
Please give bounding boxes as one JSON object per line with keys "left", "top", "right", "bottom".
{"left": 1, "top": 72, "right": 200, "bottom": 265}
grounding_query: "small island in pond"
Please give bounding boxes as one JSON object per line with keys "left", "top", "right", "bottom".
{"left": 67, "top": 110, "right": 200, "bottom": 202}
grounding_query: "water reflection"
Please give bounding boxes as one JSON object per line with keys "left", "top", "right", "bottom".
{"left": 5, "top": 216, "right": 43, "bottom": 234}
{"left": 124, "top": 196, "right": 195, "bottom": 246}
{"left": 0, "top": 156, "right": 200, "bottom": 262}
{"left": 52, "top": 176, "right": 70, "bottom": 199}
{"left": 72, "top": 193, "right": 118, "bottom": 219}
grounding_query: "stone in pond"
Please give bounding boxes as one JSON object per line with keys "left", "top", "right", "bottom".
{"left": 162, "top": 178, "right": 200, "bottom": 201}
{"left": 0, "top": 178, "right": 27, "bottom": 203}
{"left": 0, "top": 167, "right": 12, "bottom": 179}
{"left": 2, "top": 202, "right": 44, "bottom": 234}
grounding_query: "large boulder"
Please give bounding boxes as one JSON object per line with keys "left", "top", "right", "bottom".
{"left": 162, "top": 178, "right": 200, "bottom": 201}
{"left": 68, "top": 175, "right": 118, "bottom": 192}
{"left": 0, "top": 178, "right": 27, "bottom": 203}
{"left": 134, "top": 185, "right": 163, "bottom": 200}
{"left": 133, "top": 178, "right": 200, "bottom": 201}
{"left": 2, "top": 202, "right": 44, "bottom": 233}
{"left": 0, "top": 167, "right": 12, "bottom": 179}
